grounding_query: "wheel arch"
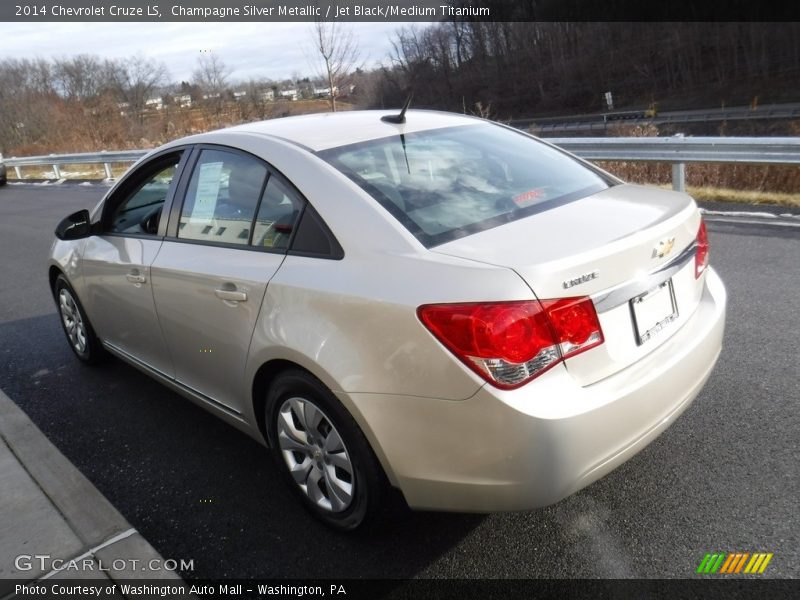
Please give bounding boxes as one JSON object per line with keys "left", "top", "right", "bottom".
{"left": 251, "top": 358, "right": 302, "bottom": 447}
{"left": 250, "top": 357, "right": 400, "bottom": 488}
{"left": 251, "top": 357, "right": 352, "bottom": 445}
{"left": 48, "top": 265, "right": 63, "bottom": 299}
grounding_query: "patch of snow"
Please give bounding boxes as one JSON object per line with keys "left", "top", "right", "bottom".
{"left": 701, "top": 209, "right": 778, "bottom": 218}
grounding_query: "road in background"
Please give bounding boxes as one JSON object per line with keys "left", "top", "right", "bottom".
{"left": 0, "top": 184, "right": 797, "bottom": 578}
{"left": 512, "top": 102, "right": 800, "bottom": 134}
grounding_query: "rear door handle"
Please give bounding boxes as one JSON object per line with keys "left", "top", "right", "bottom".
{"left": 126, "top": 271, "right": 146, "bottom": 284}
{"left": 214, "top": 288, "right": 248, "bottom": 303}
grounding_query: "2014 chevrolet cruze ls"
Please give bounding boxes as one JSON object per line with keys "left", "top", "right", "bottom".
{"left": 49, "top": 110, "right": 726, "bottom": 530}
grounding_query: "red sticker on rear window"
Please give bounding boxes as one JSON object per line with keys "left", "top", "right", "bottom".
{"left": 513, "top": 189, "right": 545, "bottom": 207}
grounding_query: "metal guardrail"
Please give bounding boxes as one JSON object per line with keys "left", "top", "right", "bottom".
{"left": 4, "top": 136, "right": 800, "bottom": 192}
{"left": 4, "top": 150, "right": 147, "bottom": 180}
{"left": 547, "top": 136, "right": 800, "bottom": 191}
{"left": 549, "top": 136, "right": 800, "bottom": 164}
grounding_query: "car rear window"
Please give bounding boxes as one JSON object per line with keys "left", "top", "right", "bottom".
{"left": 319, "top": 124, "right": 612, "bottom": 247}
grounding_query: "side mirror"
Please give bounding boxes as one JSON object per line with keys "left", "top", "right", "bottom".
{"left": 55, "top": 209, "right": 92, "bottom": 241}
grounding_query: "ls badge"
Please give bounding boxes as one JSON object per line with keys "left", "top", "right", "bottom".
{"left": 563, "top": 270, "right": 599, "bottom": 289}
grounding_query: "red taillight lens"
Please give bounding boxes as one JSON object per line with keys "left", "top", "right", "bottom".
{"left": 420, "top": 301, "right": 555, "bottom": 364}
{"left": 541, "top": 297, "right": 604, "bottom": 358}
{"left": 695, "top": 219, "right": 709, "bottom": 278}
{"left": 418, "top": 297, "right": 603, "bottom": 390}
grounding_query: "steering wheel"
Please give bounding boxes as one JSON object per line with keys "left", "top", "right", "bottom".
{"left": 139, "top": 205, "right": 162, "bottom": 234}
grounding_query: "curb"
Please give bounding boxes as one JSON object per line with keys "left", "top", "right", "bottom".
{"left": 0, "top": 389, "right": 183, "bottom": 595}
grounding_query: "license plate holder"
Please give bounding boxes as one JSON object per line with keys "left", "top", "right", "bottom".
{"left": 630, "top": 279, "right": 678, "bottom": 345}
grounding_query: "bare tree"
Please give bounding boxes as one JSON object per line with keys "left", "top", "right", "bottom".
{"left": 191, "top": 53, "right": 231, "bottom": 116}
{"left": 238, "top": 78, "right": 276, "bottom": 120}
{"left": 192, "top": 53, "right": 230, "bottom": 95}
{"left": 310, "top": 22, "right": 360, "bottom": 111}
{"left": 53, "top": 55, "right": 109, "bottom": 101}
{"left": 107, "top": 55, "right": 169, "bottom": 114}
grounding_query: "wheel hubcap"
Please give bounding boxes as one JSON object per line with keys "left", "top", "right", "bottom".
{"left": 58, "top": 289, "right": 87, "bottom": 355}
{"left": 277, "top": 397, "right": 354, "bottom": 513}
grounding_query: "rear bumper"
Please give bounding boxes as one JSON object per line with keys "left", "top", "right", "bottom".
{"left": 345, "top": 268, "right": 726, "bottom": 512}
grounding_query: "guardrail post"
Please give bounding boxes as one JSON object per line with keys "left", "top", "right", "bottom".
{"left": 14, "top": 166, "right": 22, "bottom": 179}
{"left": 671, "top": 133, "right": 685, "bottom": 192}
{"left": 672, "top": 162, "right": 686, "bottom": 192}
{"left": 52, "top": 163, "right": 61, "bottom": 179}
{"left": 103, "top": 162, "right": 112, "bottom": 179}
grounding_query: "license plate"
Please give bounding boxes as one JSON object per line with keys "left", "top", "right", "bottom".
{"left": 630, "top": 279, "right": 678, "bottom": 345}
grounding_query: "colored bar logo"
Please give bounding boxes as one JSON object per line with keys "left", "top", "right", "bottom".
{"left": 696, "top": 552, "right": 773, "bottom": 574}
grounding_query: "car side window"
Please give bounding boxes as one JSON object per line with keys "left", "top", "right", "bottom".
{"left": 178, "top": 149, "right": 267, "bottom": 246}
{"left": 107, "top": 158, "right": 180, "bottom": 235}
{"left": 251, "top": 177, "right": 304, "bottom": 250}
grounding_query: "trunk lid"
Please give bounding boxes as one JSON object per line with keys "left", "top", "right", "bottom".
{"left": 432, "top": 184, "right": 706, "bottom": 385}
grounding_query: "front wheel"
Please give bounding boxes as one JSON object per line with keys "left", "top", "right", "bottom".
{"left": 54, "top": 275, "right": 106, "bottom": 365}
{"left": 266, "top": 370, "right": 390, "bottom": 531}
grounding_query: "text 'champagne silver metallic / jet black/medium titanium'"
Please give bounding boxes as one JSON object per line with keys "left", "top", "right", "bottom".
{"left": 48, "top": 110, "right": 726, "bottom": 530}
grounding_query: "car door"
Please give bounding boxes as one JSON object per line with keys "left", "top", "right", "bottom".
{"left": 81, "top": 149, "right": 189, "bottom": 375}
{"left": 151, "top": 146, "right": 304, "bottom": 414}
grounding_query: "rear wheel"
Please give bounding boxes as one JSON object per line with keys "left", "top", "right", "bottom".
{"left": 266, "top": 370, "right": 389, "bottom": 531}
{"left": 54, "top": 275, "right": 106, "bottom": 364}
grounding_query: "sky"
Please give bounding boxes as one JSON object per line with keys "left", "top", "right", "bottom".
{"left": 0, "top": 22, "right": 423, "bottom": 83}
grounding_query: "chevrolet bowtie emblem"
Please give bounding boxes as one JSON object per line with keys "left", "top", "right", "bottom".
{"left": 652, "top": 237, "right": 676, "bottom": 259}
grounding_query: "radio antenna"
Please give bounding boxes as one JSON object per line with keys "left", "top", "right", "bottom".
{"left": 381, "top": 92, "right": 413, "bottom": 124}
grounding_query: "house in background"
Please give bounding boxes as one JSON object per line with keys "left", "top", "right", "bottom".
{"left": 313, "top": 86, "right": 338, "bottom": 98}
{"left": 145, "top": 97, "right": 163, "bottom": 111}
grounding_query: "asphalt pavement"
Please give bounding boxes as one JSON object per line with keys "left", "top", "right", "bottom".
{"left": 0, "top": 183, "right": 797, "bottom": 580}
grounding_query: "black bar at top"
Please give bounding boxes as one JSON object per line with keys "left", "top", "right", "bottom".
{"left": 2, "top": 1, "right": 800, "bottom": 22}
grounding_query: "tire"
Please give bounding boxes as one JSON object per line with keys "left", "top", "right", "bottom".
{"left": 266, "top": 369, "right": 390, "bottom": 531}
{"left": 54, "top": 274, "right": 106, "bottom": 365}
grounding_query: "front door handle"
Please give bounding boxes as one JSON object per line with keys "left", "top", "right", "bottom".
{"left": 214, "top": 288, "right": 248, "bottom": 303}
{"left": 126, "top": 271, "right": 146, "bottom": 284}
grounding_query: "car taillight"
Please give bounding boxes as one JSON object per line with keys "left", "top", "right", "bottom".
{"left": 417, "top": 297, "right": 603, "bottom": 390}
{"left": 695, "top": 218, "right": 709, "bottom": 278}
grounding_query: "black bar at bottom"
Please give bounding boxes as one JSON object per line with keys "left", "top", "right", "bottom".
{"left": 3, "top": 578, "right": 799, "bottom": 600}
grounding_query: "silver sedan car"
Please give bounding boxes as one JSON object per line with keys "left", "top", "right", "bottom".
{"left": 49, "top": 110, "right": 726, "bottom": 530}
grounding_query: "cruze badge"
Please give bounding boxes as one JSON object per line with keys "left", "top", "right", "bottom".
{"left": 652, "top": 237, "right": 676, "bottom": 259}
{"left": 563, "top": 270, "right": 599, "bottom": 289}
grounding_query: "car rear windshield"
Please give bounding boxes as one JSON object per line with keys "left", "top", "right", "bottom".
{"left": 319, "top": 123, "right": 612, "bottom": 247}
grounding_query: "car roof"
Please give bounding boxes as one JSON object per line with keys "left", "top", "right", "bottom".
{"left": 217, "top": 109, "right": 484, "bottom": 152}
